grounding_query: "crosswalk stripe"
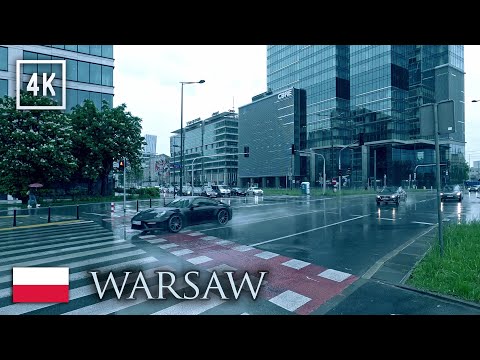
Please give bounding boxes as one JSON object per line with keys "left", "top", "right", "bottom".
{"left": 0, "top": 230, "right": 112, "bottom": 247}
{"left": 0, "top": 235, "right": 117, "bottom": 257}
{"left": 152, "top": 294, "right": 224, "bottom": 315}
{"left": 0, "top": 256, "right": 158, "bottom": 299}
{"left": 0, "top": 248, "right": 146, "bottom": 285}
{"left": 0, "top": 243, "right": 135, "bottom": 272}
{"left": 0, "top": 222, "right": 98, "bottom": 238}
{"left": 0, "top": 238, "right": 124, "bottom": 266}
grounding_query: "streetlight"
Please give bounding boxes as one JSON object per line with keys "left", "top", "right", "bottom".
{"left": 338, "top": 141, "right": 358, "bottom": 194}
{"left": 180, "top": 80, "right": 205, "bottom": 196}
{"left": 172, "top": 144, "right": 180, "bottom": 198}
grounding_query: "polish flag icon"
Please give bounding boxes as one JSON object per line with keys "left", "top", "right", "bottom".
{"left": 12, "top": 267, "right": 69, "bottom": 303}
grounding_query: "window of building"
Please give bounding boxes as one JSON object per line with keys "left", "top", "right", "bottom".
{"left": 0, "top": 47, "right": 7, "bottom": 71}
{"left": 0, "top": 79, "right": 7, "bottom": 98}
{"left": 65, "top": 45, "right": 78, "bottom": 52}
{"left": 52, "top": 45, "right": 65, "bottom": 50}
{"left": 78, "top": 90, "right": 89, "bottom": 106}
{"left": 37, "top": 53, "right": 52, "bottom": 75}
{"left": 101, "top": 93, "right": 113, "bottom": 107}
{"left": 78, "top": 45, "right": 90, "bottom": 54}
{"left": 66, "top": 59, "right": 77, "bottom": 81}
{"left": 89, "top": 45, "right": 102, "bottom": 57}
{"left": 90, "top": 63, "right": 101, "bottom": 85}
{"left": 101, "top": 66, "right": 113, "bottom": 86}
{"left": 102, "top": 45, "right": 113, "bottom": 59}
{"left": 66, "top": 88, "right": 78, "bottom": 112}
{"left": 90, "top": 91, "right": 102, "bottom": 109}
{"left": 23, "top": 51, "right": 37, "bottom": 75}
{"left": 51, "top": 56, "right": 63, "bottom": 80}
{"left": 78, "top": 61, "right": 89, "bottom": 83}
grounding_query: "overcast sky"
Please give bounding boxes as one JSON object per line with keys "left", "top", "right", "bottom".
{"left": 114, "top": 45, "right": 480, "bottom": 166}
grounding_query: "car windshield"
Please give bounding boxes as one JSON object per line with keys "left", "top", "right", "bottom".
{"left": 165, "top": 198, "right": 191, "bottom": 208}
{"left": 443, "top": 186, "right": 457, "bottom": 192}
{"left": 218, "top": 185, "right": 228, "bottom": 189}
{"left": 381, "top": 187, "right": 397, "bottom": 194}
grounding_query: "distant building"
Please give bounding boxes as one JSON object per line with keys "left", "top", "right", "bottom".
{"left": 238, "top": 88, "right": 307, "bottom": 188}
{"left": 473, "top": 160, "right": 480, "bottom": 169}
{"left": 171, "top": 111, "right": 239, "bottom": 186}
{"left": 143, "top": 134, "right": 157, "bottom": 155}
{"left": 142, "top": 154, "right": 170, "bottom": 187}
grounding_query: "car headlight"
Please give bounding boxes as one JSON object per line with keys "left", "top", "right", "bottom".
{"left": 456, "top": 192, "right": 461, "bottom": 196}
{"left": 154, "top": 211, "right": 166, "bottom": 218}
{"left": 376, "top": 195, "right": 380, "bottom": 199}
{"left": 392, "top": 195, "right": 396, "bottom": 198}
{"left": 440, "top": 193, "right": 444, "bottom": 196}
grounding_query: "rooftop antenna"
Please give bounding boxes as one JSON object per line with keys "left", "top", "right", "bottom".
{"left": 232, "top": 96, "right": 235, "bottom": 112}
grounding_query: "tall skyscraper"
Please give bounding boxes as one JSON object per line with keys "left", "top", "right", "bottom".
{"left": 0, "top": 45, "right": 114, "bottom": 110}
{"left": 143, "top": 134, "right": 157, "bottom": 155}
{"left": 267, "top": 45, "right": 465, "bottom": 187}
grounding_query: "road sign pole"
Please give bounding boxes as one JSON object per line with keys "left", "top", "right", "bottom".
{"left": 434, "top": 104, "right": 444, "bottom": 256}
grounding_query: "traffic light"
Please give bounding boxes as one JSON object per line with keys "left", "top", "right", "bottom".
{"left": 119, "top": 160, "right": 125, "bottom": 171}
{"left": 347, "top": 167, "right": 351, "bottom": 175}
{"left": 291, "top": 144, "right": 295, "bottom": 155}
{"left": 358, "top": 133, "right": 364, "bottom": 146}
{"left": 244, "top": 146, "right": 249, "bottom": 158}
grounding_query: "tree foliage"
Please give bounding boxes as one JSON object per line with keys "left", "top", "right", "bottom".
{"left": 70, "top": 100, "right": 145, "bottom": 195}
{"left": 0, "top": 93, "right": 76, "bottom": 195}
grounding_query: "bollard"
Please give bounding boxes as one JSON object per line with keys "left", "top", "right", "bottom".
{"left": 76, "top": 205, "right": 79, "bottom": 220}
{"left": 150, "top": 198, "right": 152, "bottom": 208}
{"left": 136, "top": 200, "right": 139, "bottom": 212}
{"left": 48, "top": 207, "right": 51, "bottom": 223}
{"left": 13, "top": 209, "right": 16, "bottom": 227}
{"left": 111, "top": 202, "right": 115, "bottom": 213}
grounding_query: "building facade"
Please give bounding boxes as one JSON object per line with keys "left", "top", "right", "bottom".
{"left": 266, "top": 45, "right": 465, "bottom": 188}
{"left": 171, "top": 111, "right": 239, "bottom": 186}
{"left": 0, "top": 45, "right": 114, "bottom": 110}
{"left": 238, "top": 88, "right": 307, "bottom": 188}
{"left": 143, "top": 134, "right": 157, "bottom": 155}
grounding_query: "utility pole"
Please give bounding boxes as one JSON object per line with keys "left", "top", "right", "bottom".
{"left": 374, "top": 149, "right": 377, "bottom": 191}
{"left": 123, "top": 157, "right": 126, "bottom": 214}
{"left": 433, "top": 104, "right": 444, "bottom": 256}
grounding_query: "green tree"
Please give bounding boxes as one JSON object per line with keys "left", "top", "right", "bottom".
{"left": 70, "top": 100, "right": 145, "bottom": 196}
{"left": 449, "top": 160, "right": 469, "bottom": 185}
{"left": 0, "top": 93, "right": 76, "bottom": 196}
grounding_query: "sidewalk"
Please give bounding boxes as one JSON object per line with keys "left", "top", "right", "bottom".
{"left": 315, "top": 226, "right": 480, "bottom": 315}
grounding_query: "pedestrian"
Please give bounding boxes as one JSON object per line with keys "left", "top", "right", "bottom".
{"left": 27, "top": 189, "right": 37, "bottom": 208}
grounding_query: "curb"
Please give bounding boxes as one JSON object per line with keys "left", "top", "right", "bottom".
{"left": 392, "top": 282, "right": 480, "bottom": 311}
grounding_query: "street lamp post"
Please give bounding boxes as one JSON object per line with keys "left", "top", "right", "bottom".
{"left": 180, "top": 80, "right": 205, "bottom": 196}
{"left": 172, "top": 144, "right": 179, "bottom": 198}
{"left": 338, "top": 141, "right": 358, "bottom": 194}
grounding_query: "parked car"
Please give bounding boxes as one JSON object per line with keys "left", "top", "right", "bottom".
{"left": 201, "top": 186, "right": 218, "bottom": 198}
{"left": 211, "top": 185, "right": 231, "bottom": 197}
{"left": 182, "top": 186, "right": 192, "bottom": 196}
{"left": 131, "top": 196, "right": 232, "bottom": 233}
{"left": 376, "top": 187, "right": 401, "bottom": 205}
{"left": 246, "top": 187, "right": 264, "bottom": 196}
{"left": 468, "top": 185, "right": 480, "bottom": 192}
{"left": 441, "top": 185, "right": 463, "bottom": 202}
{"left": 231, "top": 187, "right": 247, "bottom": 196}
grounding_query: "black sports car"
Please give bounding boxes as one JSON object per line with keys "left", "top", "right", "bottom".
{"left": 131, "top": 196, "right": 232, "bottom": 233}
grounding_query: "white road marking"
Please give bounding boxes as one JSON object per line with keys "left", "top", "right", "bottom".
{"left": 411, "top": 221, "right": 436, "bottom": 226}
{"left": 186, "top": 256, "right": 213, "bottom": 265}
{"left": 254, "top": 251, "right": 279, "bottom": 260}
{"left": 187, "top": 232, "right": 204, "bottom": 236}
{"left": 83, "top": 212, "right": 108, "bottom": 216}
{"left": 318, "top": 269, "right": 352, "bottom": 282}
{"left": 146, "top": 238, "right": 167, "bottom": 244}
{"left": 139, "top": 235, "right": 157, "bottom": 239}
{"left": 250, "top": 214, "right": 370, "bottom": 247}
{"left": 379, "top": 217, "right": 395, "bottom": 221}
{"left": 206, "top": 264, "right": 237, "bottom": 273}
{"left": 152, "top": 294, "right": 224, "bottom": 315}
{"left": 158, "top": 243, "right": 178, "bottom": 250}
{"left": 215, "top": 240, "right": 234, "bottom": 246}
{"left": 281, "top": 259, "right": 310, "bottom": 270}
{"left": 200, "top": 236, "right": 218, "bottom": 241}
{"left": 232, "top": 245, "right": 255, "bottom": 252}
{"left": 269, "top": 290, "right": 311, "bottom": 312}
{"left": 170, "top": 249, "right": 194, "bottom": 256}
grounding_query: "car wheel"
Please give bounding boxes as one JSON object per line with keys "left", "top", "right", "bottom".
{"left": 168, "top": 215, "right": 182, "bottom": 233}
{"left": 217, "top": 209, "right": 229, "bottom": 225}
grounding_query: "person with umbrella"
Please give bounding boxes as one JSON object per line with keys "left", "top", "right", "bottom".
{"left": 27, "top": 183, "right": 43, "bottom": 208}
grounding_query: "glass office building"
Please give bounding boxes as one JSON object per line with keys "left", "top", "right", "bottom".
{"left": 171, "top": 111, "right": 239, "bottom": 186}
{"left": 238, "top": 88, "right": 307, "bottom": 188}
{"left": 0, "top": 45, "right": 114, "bottom": 110}
{"left": 267, "top": 45, "right": 465, "bottom": 188}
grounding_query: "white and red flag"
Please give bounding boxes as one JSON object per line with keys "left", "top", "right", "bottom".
{"left": 12, "top": 267, "right": 69, "bottom": 303}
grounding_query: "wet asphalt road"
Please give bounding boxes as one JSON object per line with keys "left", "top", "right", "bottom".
{"left": 1, "top": 190, "right": 480, "bottom": 315}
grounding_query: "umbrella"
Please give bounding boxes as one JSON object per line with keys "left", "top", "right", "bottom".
{"left": 28, "top": 183, "right": 44, "bottom": 188}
